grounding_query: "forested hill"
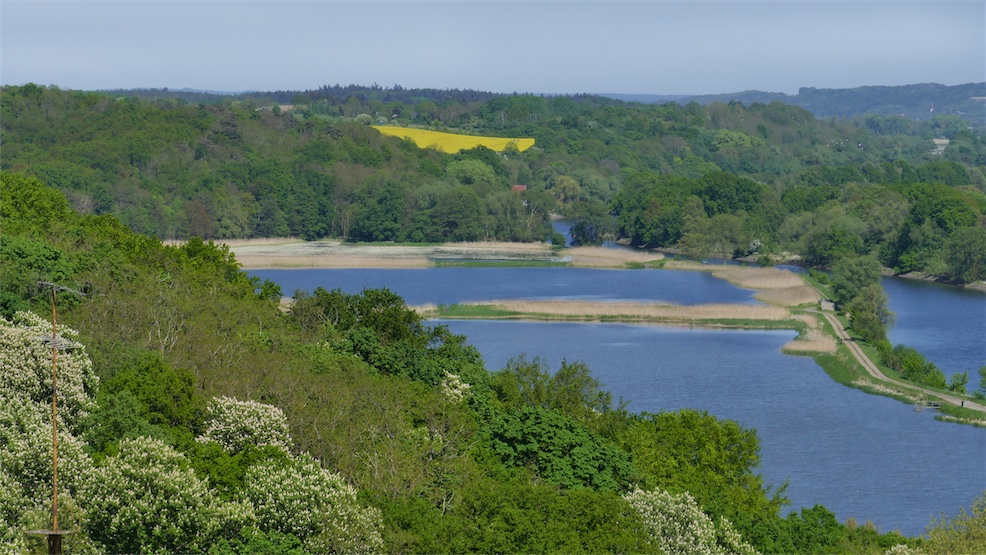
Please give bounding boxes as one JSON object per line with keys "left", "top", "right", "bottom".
{"left": 3, "top": 83, "right": 985, "bottom": 282}
{"left": 608, "top": 82, "right": 986, "bottom": 128}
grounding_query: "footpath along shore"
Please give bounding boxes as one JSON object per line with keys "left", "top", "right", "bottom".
{"left": 818, "top": 310, "right": 986, "bottom": 413}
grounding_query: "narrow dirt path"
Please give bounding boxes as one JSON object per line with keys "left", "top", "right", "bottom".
{"left": 818, "top": 310, "right": 986, "bottom": 412}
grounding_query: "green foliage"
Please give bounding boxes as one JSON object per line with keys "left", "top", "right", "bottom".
{"left": 881, "top": 345, "right": 948, "bottom": 389}
{"left": 617, "top": 409, "right": 786, "bottom": 538}
{"left": 830, "top": 255, "right": 883, "bottom": 308}
{"left": 944, "top": 226, "right": 986, "bottom": 283}
{"left": 847, "top": 284, "right": 894, "bottom": 343}
{"left": 480, "top": 403, "right": 637, "bottom": 492}
{"left": 948, "top": 372, "right": 969, "bottom": 394}
{"left": 83, "top": 389, "right": 171, "bottom": 457}
{"left": 291, "top": 287, "right": 483, "bottom": 386}
{"left": 433, "top": 475, "right": 659, "bottom": 554}
{"left": 101, "top": 349, "right": 205, "bottom": 434}
{"left": 0, "top": 173, "right": 73, "bottom": 237}
{"left": 490, "top": 356, "right": 614, "bottom": 423}
{"left": 923, "top": 492, "right": 986, "bottom": 554}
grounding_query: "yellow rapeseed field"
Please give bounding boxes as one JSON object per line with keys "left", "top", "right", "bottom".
{"left": 373, "top": 126, "right": 535, "bottom": 153}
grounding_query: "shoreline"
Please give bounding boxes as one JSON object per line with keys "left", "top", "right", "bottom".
{"left": 226, "top": 238, "right": 665, "bottom": 269}
{"left": 231, "top": 238, "right": 984, "bottom": 422}
{"left": 221, "top": 237, "right": 986, "bottom": 292}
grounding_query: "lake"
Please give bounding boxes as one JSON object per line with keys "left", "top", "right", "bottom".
{"left": 251, "top": 266, "right": 986, "bottom": 537}
{"left": 883, "top": 277, "right": 986, "bottom": 379}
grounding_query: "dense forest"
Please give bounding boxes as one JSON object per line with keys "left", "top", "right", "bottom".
{"left": 13, "top": 172, "right": 983, "bottom": 554}
{"left": 2, "top": 84, "right": 985, "bottom": 282}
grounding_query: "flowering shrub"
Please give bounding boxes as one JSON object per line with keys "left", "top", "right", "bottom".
{"left": 0, "top": 467, "right": 29, "bottom": 555}
{"left": 82, "top": 436, "right": 255, "bottom": 554}
{"left": 0, "top": 396, "right": 93, "bottom": 500}
{"left": 197, "top": 396, "right": 292, "bottom": 454}
{"left": 441, "top": 370, "right": 471, "bottom": 402}
{"left": 624, "top": 488, "right": 758, "bottom": 555}
{"left": 0, "top": 311, "right": 98, "bottom": 434}
{"left": 244, "top": 454, "right": 384, "bottom": 554}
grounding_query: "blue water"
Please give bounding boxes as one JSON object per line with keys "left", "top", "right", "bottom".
{"left": 253, "top": 267, "right": 760, "bottom": 306}
{"left": 883, "top": 277, "right": 986, "bottom": 379}
{"left": 251, "top": 266, "right": 986, "bottom": 537}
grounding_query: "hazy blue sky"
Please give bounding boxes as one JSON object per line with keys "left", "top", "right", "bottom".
{"left": 2, "top": 1, "right": 983, "bottom": 95}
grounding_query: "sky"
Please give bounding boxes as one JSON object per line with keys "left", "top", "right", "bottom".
{"left": 1, "top": 1, "right": 984, "bottom": 96}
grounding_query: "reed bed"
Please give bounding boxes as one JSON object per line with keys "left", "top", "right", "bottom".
{"left": 711, "top": 266, "right": 807, "bottom": 290}
{"left": 783, "top": 332, "right": 837, "bottom": 354}
{"left": 164, "top": 237, "right": 301, "bottom": 247}
{"left": 566, "top": 247, "right": 664, "bottom": 268}
{"left": 782, "top": 313, "right": 837, "bottom": 353}
{"left": 464, "top": 299, "right": 790, "bottom": 321}
{"left": 755, "top": 285, "right": 821, "bottom": 307}
{"left": 234, "top": 254, "right": 430, "bottom": 269}
{"left": 441, "top": 241, "right": 552, "bottom": 252}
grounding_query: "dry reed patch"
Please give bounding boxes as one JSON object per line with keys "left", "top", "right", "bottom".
{"left": 783, "top": 334, "right": 837, "bottom": 354}
{"left": 663, "top": 260, "right": 709, "bottom": 271}
{"left": 234, "top": 254, "right": 430, "bottom": 269}
{"left": 467, "top": 299, "right": 790, "bottom": 321}
{"left": 711, "top": 266, "right": 805, "bottom": 290}
{"left": 219, "top": 237, "right": 301, "bottom": 247}
{"left": 163, "top": 237, "right": 301, "bottom": 247}
{"left": 442, "top": 241, "right": 551, "bottom": 252}
{"left": 755, "top": 285, "right": 821, "bottom": 307}
{"left": 434, "top": 241, "right": 559, "bottom": 261}
{"left": 566, "top": 247, "right": 663, "bottom": 267}
{"left": 782, "top": 313, "right": 837, "bottom": 354}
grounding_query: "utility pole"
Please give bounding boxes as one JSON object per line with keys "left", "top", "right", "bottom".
{"left": 25, "top": 281, "right": 84, "bottom": 555}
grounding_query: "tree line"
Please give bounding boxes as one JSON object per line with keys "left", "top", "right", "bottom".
{"left": 2, "top": 83, "right": 984, "bottom": 283}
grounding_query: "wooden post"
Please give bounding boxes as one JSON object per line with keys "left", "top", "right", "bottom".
{"left": 50, "top": 285, "right": 60, "bottom": 536}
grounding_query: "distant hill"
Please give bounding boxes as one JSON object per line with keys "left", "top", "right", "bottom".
{"left": 602, "top": 83, "right": 986, "bottom": 127}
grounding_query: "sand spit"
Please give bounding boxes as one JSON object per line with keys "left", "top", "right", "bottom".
{"left": 448, "top": 299, "right": 790, "bottom": 322}
{"left": 229, "top": 239, "right": 557, "bottom": 269}
{"left": 665, "top": 261, "right": 820, "bottom": 307}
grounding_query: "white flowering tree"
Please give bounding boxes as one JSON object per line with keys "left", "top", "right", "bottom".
{"left": 244, "top": 454, "right": 384, "bottom": 554}
{"left": 0, "top": 312, "right": 98, "bottom": 552}
{"left": 0, "top": 467, "right": 29, "bottom": 555}
{"left": 197, "top": 395, "right": 293, "bottom": 454}
{"left": 0, "top": 396, "right": 93, "bottom": 505}
{"left": 624, "top": 488, "right": 759, "bottom": 555}
{"left": 0, "top": 311, "right": 98, "bottom": 435}
{"left": 441, "top": 370, "right": 472, "bottom": 403}
{"left": 81, "top": 436, "right": 255, "bottom": 554}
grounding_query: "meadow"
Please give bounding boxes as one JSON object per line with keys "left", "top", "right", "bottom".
{"left": 372, "top": 125, "right": 535, "bottom": 153}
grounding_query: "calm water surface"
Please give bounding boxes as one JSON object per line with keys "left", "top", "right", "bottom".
{"left": 883, "top": 278, "right": 986, "bottom": 379}
{"left": 252, "top": 267, "right": 986, "bottom": 537}
{"left": 255, "top": 267, "right": 760, "bottom": 306}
